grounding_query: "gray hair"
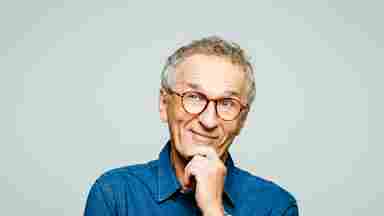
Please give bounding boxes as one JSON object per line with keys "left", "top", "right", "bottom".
{"left": 161, "top": 36, "right": 256, "bottom": 106}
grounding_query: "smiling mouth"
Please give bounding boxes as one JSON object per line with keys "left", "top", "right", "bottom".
{"left": 190, "top": 130, "right": 219, "bottom": 140}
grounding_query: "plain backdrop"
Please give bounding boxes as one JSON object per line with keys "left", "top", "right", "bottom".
{"left": 1, "top": 1, "right": 383, "bottom": 215}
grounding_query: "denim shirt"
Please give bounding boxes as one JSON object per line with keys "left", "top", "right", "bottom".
{"left": 84, "top": 142, "right": 298, "bottom": 215}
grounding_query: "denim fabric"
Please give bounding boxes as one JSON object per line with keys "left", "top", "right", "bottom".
{"left": 84, "top": 142, "right": 298, "bottom": 215}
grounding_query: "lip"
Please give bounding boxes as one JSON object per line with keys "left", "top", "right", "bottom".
{"left": 190, "top": 129, "right": 219, "bottom": 139}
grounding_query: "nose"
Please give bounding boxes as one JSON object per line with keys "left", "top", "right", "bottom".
{"left": 198, "top": 101, "right": 219, "bottom": 130}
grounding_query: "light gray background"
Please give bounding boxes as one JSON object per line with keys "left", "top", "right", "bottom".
{"left": 1, "top": 1, "right": 382, "bottom": 215}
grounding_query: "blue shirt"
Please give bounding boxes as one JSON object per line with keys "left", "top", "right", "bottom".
{"left": 84, "top": 142, "right": 298, "bottom": 215}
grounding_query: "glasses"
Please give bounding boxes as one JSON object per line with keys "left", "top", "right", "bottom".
{"left": 167, "top": 88, "right": 248, "bottom": 121}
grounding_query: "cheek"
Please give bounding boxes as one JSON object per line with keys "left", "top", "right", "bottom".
{"left": 167, "top": 104, "right": 184, "bottom": 126}
{"left": 168, "top": 106, "right": 195, "bottom": 137}
{"left": 216, "top": 124, "right": 239, "bottom": 155}
{"left": 216, "top": 124, "right": 233, "bottom": 144}
{"left": 223, "top": 121, "right": 241, "bottom": 138}
{"left": 171, "top": 111, "right": 192, "bottom": 128}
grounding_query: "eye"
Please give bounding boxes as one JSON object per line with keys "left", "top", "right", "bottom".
{"left": 221, "top": 98, "right": 236, "bottom": 107}
{"left": 185, "top": 92, "right": 204, "bottom": 101}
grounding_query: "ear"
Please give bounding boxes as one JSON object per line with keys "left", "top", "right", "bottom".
{"left": 159, "top": 88, "right": 169, "bottom": 123}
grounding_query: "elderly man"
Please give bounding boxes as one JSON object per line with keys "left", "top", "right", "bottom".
{"left": 84, "top": 37, "right": 298, "bottom": 216}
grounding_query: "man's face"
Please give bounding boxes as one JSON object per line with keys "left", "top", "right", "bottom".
{"left": 159, "top": 54, "right": 249, "bottom": 160}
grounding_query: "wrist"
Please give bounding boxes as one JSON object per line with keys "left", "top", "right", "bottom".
{"left": 202, "top": 204, "right": 225, "bottom": 216}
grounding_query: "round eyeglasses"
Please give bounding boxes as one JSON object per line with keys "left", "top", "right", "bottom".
{"left": 167, "top": 88, "right": 248, "bottom": 121}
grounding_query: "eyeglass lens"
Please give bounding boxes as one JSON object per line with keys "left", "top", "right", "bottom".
{"left": 182, "top": 92, "right": 241, "bottom": 120}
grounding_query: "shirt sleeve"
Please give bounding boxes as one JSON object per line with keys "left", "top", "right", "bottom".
{"left": 281, "top": 204, "right": 299, "bottom": 216}
{"left": 269, "top": 202, "right": 299, "bottom": 216}
{"left": 84, "top": 181, "right": 116, "bottom": 216}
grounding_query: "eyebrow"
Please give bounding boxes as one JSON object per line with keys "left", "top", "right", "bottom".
{"left": 185, "top": 82, "right": 241, "bottom": 98}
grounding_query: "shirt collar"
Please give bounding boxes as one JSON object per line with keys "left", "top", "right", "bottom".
{"left": 223, "top": 153, "right": 236, "bottom": 207}
{"left": 156, "top": 141, "right": 182, "bottom": 202}
{"left": 156, "top": 140, "right": 237, "bottom": 207}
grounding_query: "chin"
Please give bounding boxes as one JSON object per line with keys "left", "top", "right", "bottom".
{"left": 184, "top": 139, "right": 222, "bottom": 155}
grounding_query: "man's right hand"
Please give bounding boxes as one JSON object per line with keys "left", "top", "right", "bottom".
{"left": 183, "top": 146, "right": 227, "bottom": 216}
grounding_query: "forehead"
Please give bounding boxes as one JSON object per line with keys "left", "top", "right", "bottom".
{"left": 174, "top": 54, "right": 247, "bottom": 98}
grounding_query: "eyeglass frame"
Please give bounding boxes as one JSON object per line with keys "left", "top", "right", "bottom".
{"left": 165, "top": 88, "right": 249, "bottom": 121}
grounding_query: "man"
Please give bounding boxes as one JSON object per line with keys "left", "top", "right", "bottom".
{"left": 84, "top": 36, "right": 298, "bottom": 215}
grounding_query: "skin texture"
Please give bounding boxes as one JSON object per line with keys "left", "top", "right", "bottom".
{"left": 159, "top": 54, "right": 250, "bottom": 215}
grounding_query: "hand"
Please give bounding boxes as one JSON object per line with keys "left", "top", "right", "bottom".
{"left": 183, "top": 146, "right": 227, "bottom": 216}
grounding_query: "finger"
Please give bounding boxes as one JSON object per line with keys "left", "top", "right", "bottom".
{"left": 190, "top": 146, "right": 219, "bottom": 161}
{"left": 189, "top": 153, "right": 227, "bottom": 179}
{"left": 185, "top": 155, "right": 203, "bottom": 176}
{"left": 184, "top": 156, "right": 202, "bottom": 181}
{"left": 185, "top": 155, "right": 211, "bottom": 183}
{"left": 184, "top": 159, "right": 201, "bottom": 188}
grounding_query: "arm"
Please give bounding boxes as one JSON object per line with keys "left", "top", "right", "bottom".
{"left": 270, "top": 204, "right": 299, "bottom": 216}
{"left": 282, "top": 205, "right": 299, "bottom": 216}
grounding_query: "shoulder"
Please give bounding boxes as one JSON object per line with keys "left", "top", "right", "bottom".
{"left": 91, "top": 160, "right": 159, "bottom": 196}
{"left": 230, "top": 166, "right": 297, "bottom": 213}
{"left": 84, "top": 161, "right": 160, "bottom": 215}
